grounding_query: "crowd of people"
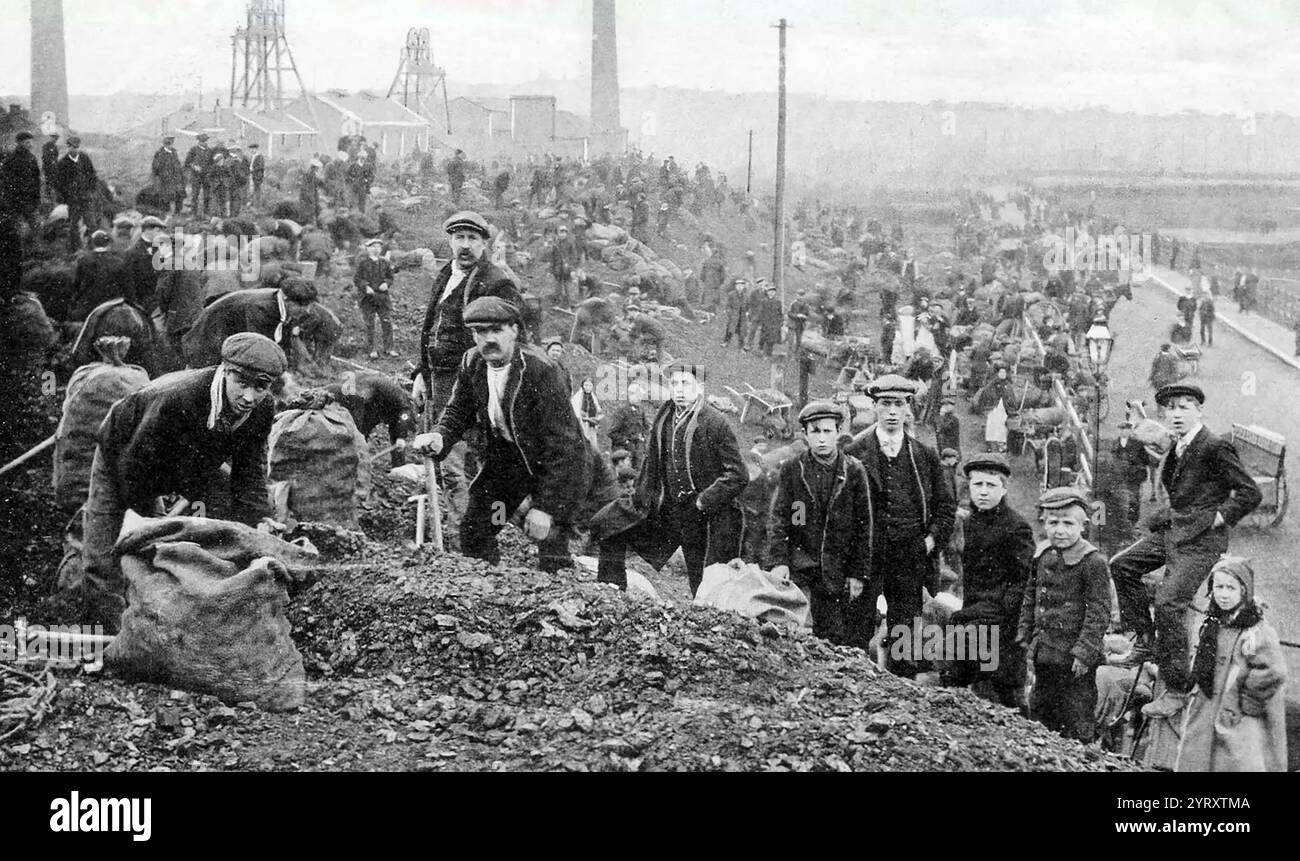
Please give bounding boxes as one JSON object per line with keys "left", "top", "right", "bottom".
{"left": 0, "top": 127, "right": 1288, "bottom": 772}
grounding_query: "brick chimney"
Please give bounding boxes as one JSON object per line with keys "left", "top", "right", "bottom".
{"left": 590, "top": 0, "right": 623, "bottom": 153}
{"left": 31, "top": 0, "right": 70, "bottom": 127}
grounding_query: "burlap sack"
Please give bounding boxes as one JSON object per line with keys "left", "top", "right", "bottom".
{"left": 53, "top": 361, "right": 150, "bottom": 510}
{"left": 694, "top": 561, "right": 811, "bottom": 630}
{"left": 105, "top": 516, "right": 319, "bottom": 710}
{"left": 268, "top": 402, "right": 371, "bottom": 529}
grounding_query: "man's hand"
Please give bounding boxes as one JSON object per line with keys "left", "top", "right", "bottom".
{"left": 1071, "top": 658, "right": 1089, "bottom": 678}
{"left": 412, "top": 432, "right": 443, "bottom": 457}
{"left": 524, "top": 508, "right": 553, "bottom": 541}
{"left": 924, "top": 535, "right": 936, "bottom": 554}
{"left": 411, "top": 374, "right": 426, "bottom": 408}
{"left": 770, "top": 565, "right": 790, "bottom": 582}
{"left": 847, "top": 577, "right": 864, "bottom": 601}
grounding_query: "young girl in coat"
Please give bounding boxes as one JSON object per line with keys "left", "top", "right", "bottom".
{"left": 1176, "top": 556, "right": 1288, "bottom": 772}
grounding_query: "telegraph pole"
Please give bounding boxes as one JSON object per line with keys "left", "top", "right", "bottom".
{"left": 773, "top": 18, "right": 790, "bottom": 306}
{"left": 746, "top": 129, "right": 754, "bottom": 194}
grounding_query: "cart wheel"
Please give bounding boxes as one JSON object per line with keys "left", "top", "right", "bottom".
{"left": 1271, "top": 466, "right": 1288, "bottom": 527}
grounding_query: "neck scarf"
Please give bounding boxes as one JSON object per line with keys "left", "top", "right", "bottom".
{"left": 1192, "top": 599, "right": 1263, "bottom": 695}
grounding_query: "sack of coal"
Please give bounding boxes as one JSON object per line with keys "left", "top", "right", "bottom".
{"left": 268, "top": 396, "right": 371, "bottom": 529}
{"left": 105, "top": 515, "right": 319, "bottom": 710}
{"left": 53, "top": 341, "right": 150, "bottom": 511}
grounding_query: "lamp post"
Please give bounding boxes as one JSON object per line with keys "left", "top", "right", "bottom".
{"left": 1085, "top": 315, "right": 1114, "bottom": 494}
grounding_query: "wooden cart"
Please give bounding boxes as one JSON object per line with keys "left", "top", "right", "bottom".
{"left": 725, "top": 383, "right": 795, "bottom": 439}
{"left": 1231, "top": 423, "right": 1288, "bottom": 528}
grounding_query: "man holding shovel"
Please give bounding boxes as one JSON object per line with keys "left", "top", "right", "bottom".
{"left": 412, "top": 297, "right": 616, "bottom": 573}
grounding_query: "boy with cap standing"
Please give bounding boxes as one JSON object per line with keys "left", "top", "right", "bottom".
{"left": 1017, "top": 487, "right": 1110, "bottom": 741}
{"left": 413, "top": 297, "right": 616, "bottom": 573}
{"left": 1109, "top": 383, "right": 1261, "bottom": 718}
{"left": 946, "top": 453, "right": 1035, "bottom": 708}
{"left": 936, "top": 397, "right": 961, "bottom": 459}
{"left": 353, "top": 238, "right": 397, "bottom": 358}
{"left": 767, "top": 400, "right": 874, "bottom": 646}
{"left": 786, "top": 288, "right": 811, "bottom": 352}
{"left": 71, "top": 332, "right": 286, "bottom": 631}
{"left": 757, "top": 283, "right": 785, "bottom": 357}
{"left": 592, "top": 361, "right": 748, "bottom": 595}
{"left": 845, "top": 373, "right": 956, "bottom": 678}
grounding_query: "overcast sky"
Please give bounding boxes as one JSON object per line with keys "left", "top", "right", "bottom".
{"left": 4, "top": 0, "right": 1300, "bottom": 115}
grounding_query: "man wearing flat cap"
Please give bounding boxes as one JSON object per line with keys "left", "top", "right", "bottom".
{"left": 121, "top": 215, "right": 168, "bottom": 317}
{"left": 354, "top": 238, "right": 397, "bottom": 358}
{"left": 592, "top": 360, "right": 748, "bottom": 595}
{"left": 767, "top": 400, "right": 874, "bottom": 646}
{"left": 945, "top": 453, "right": 1035, "bottom": 708}
{"left": 0, "top": 131, "right": 41, "bottom": 232}
{"left": 183, "top": 133, "right": 213, "bottom": 216}
{"left": 413, "top": 297, "right": 616, "bottom": 572}
{"left": 413, "top": 210, "right": 522, "bottom": 549}
{"left": 845, "top": 373, "right": 956, "bottom": 678}
{"left": 1109, "top": 383, "right": 1261, "bottom": 719}
{"left": 786, "top": 288, "right": 811, "bottom": 352}
{"left": 1113, "top": 419, "right": 1153, "bottom": 527}
{"left": 71, "top": 332, "right": 286, "bottom": 631}
{"left": 151, "top": 135, "right": 185, "bottom": 215}
{"left": 54, "top": 135, "right": 100, "bottom": 253}
{"left": 41, "top": 132, "right": 60, "bottom": 203}
{"left": 181, "top": 277, "right": 318, "bottom": 369}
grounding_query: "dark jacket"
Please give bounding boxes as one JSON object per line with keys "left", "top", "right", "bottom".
{"left": 183, "top": 144, "right": 212, "bottom": 180}
{"left": 325, "top": 371, "right": 415, "bottom": 440}
{"left": 181, "top": 288, "right": 299, "bottom": 368}
{"left": 845, "top": 429, "right": 957, "bottom": 550}
{"left": 1149, "top": 350, "right": 1180, "bottom": 390}
{"left": 54, "top": 152, "right": 98, "bottom": 203}
{"left": 123, "top": 238, "right": 161, "bottom": 314}
{"left": 606, "top": 400, "right": 649, "bottom": 448}
{"left": 433, "top": 344, "right": 601, "bottom": 523}
{"left": 250, "top": 153, "right": 265, "bottom": 183}
{"left": 41, "top": 141, "right": 60, "bottom": 181}
{"left": 1017, "top": 539, "right": 1110, "bottom": 668}
{"left": 0, "top": 147, "right": 41, "bottom": 215}
{"left": 98, "top": 367, "right": 272, "bottom": 525}
{"left": 766, "top": 450, "right": 873, "bottom": 595}
{"left": 757, "top": 296, "right": 784, "bottom": 340}
{"left": 416, "top": 257, "right": 522, "bottom": 378}
{"left": 228, "top": 155, "right": 250, "bottom": 188}
{"left": 353, "top": 256, "right": 395, "bottom": 292}
{"left": 591, "top": 396, "right": 748, "bottom": 561}
{"left": 1113, "top": 435, "right": 1152, "bottom": 485}
{"left": 956, "top": 499, "right": 1035, "bottom": 624}
{"left": 156, "top": 269, "right": 205, "bottom": 335}
{"left": 1145, "top": 426, "right": 1262, "bottom": 541}
{"left": 70, "top": 249, "right": 127, "bottom": 321}
{"left": 937, "top": 411, "right": 961, "bottom": 455}
{"left": 151, "top": 146, "right": 184, "bottom": 194}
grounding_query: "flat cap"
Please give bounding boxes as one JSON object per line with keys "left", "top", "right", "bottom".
{"left": 1118, "top": 420, "right": 1134, "bottom": 429}
{"left": 542, "top": 336, "right": 564, "bottom": 349}
{"left": 66, "top": 135, "right": 82, "bottom": 146}
{"left": 443, "top": 210, "right": 491, "bottom": 238}
{"left": 140, "top": 215, "right": 167, "bottom": 230}
{"left": 196, "top": 133, "right": 209, "bottom": 141}
{"left": 963, "top": 453, "right": 1011, "bottom": 478}
{"left": 89, "top": 230, "right": 112, "bottom": 247}
{"left": 221, "top": 332, "right": 287, "bottom": 383}
{"left": 463, "top": 296, "right": 521, "bottom": 327}
{"left": 363, "top": 237, "right": 384, "bottom": 247}
{"left": 15, "top": 131, "right": 33, "bottom": 142}
{"left": 1155, "top": 383, "right": 1204, "bottom": 407}
{"left": 278, "top": 276, "right": 317, "bottom": 304}
{"left": 941, "top": 447, "right": 960, "bottom": 460}
{"left": 866, "top": 373, "right": 918, "bottom": 399}
{"left": 662, "top": 359, "right": 706, "bottom": 383}
{"left": 798, "top": 399, "right": 842, "bottom": 426}
{"left": 1038, "top": 486, "right": 1090, "bottom": 512}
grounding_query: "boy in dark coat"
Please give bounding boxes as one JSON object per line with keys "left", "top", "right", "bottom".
{"left": 593, "top": 361, "right": 748, "bottom": 595}
{"left": 1017, "top": 487, "right": 1111, "bottom": 742}
{"left": 946, "top": 454, "right": 1035, "bottom": 708}
{"left": 936, "top": 398, "right": 961, "bottom": 459}
{"left": 353, "top": 238, "right": 397, "bottom": 358}
{"left": 767, "top": 400, "right": 874, "bottom": 646}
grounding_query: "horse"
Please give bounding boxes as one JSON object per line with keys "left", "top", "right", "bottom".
{"left": 70, "top": 299, "right": 160, "bottom": 378}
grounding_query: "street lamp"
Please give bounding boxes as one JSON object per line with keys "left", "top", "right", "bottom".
{"left": 1085, "top": 315, "right": 1114, "bottom": 522}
